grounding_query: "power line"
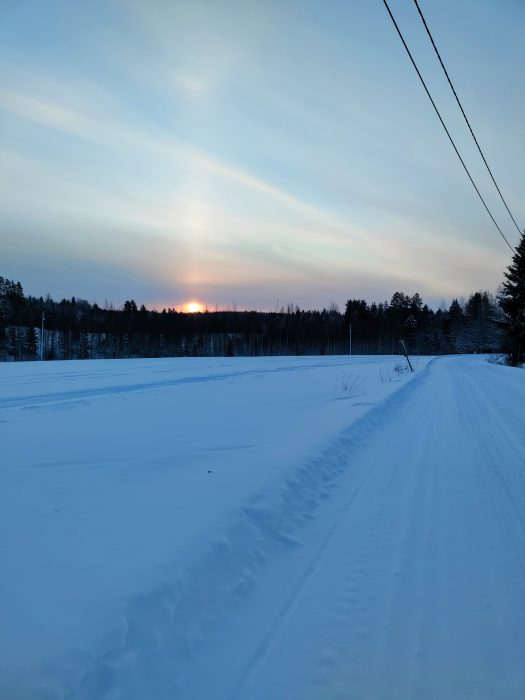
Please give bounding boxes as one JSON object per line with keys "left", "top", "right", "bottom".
{"left": 381, "top": 0, "right": 515, "bottom": 253}
{"left": 413, "top": 0, "right": 522, "bottom": 238}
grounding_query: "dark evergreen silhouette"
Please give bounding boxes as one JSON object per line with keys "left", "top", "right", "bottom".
{"left": 0, "top": 274, "right": 506, "bottom": 361}
{"left": 499, "top": 230, "right": 525, "bottom": 365}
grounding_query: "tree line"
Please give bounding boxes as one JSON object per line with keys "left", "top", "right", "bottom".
{"left": 3, "top": 234, "right": 523, "bottom": 364}
{"left": 0, "top": 277, "right": 508, "bottom": 362}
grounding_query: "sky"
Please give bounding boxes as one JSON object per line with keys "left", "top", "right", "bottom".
{"left": 1, "top": 0, "right": 524, "bottom": 311}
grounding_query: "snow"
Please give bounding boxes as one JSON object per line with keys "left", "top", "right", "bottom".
{"left": 1, "top": 354, "right": 524, "bottom": 699}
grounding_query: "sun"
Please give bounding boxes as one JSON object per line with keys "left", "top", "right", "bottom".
{"left": 184, "top": 301, "right": 204, "bottom": 313}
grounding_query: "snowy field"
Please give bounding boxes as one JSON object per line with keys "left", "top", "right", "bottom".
{"left": 1, "top": 354, "right": 525, "bottom": 699}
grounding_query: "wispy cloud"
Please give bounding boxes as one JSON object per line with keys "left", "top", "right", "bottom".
{"left": 1, "top": 0, "right": 522, "bottom": 309}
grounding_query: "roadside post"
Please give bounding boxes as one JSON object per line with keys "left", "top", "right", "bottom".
{"left": 399, "top": 339, "right": 414, "bottom": 372}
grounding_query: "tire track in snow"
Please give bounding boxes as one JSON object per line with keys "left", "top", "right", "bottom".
{"left": 0, "top": 357, "right": 388, "bottom": 410}
{"left": 303, "top": 368, "right": 443, "bottom": 700}
{"left": 226, "top": 462, "right": 380, "bottom": 700}
{"left": 455, "top": 364, "right": 525, "bottom": 576}
{"left": 226, "top": 378, "right": 428, "bottom": 700}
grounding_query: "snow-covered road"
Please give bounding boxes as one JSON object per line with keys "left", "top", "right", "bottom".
{"left": 1, "top": 355, "right": 524, "bottom": 698}
{"left": 216, "top": 356, "right": 525, "bottom": 700}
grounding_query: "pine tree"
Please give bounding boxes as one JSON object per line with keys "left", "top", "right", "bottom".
{"left": 499, "top": 230, "right": 525, "bottom": 365}
{"left": 446, "top": 299, "right": 464, "bottom": 352}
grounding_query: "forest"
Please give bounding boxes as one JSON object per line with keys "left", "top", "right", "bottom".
{"left": 0, "top": 276, "right": 504, "bottom": 361}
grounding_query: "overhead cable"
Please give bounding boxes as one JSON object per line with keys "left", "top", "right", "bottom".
{"left": 381, "top": 0, "right": 515, "bottom": 252}
{"left": 413, "top": 0, "right": 522, "bottom": 237}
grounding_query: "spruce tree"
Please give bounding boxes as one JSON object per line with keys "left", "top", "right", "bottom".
{"left": 499, "top": 230, "right": 525, "bottom": 365}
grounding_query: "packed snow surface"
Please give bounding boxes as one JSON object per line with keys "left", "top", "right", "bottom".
{"left": 1, "top": 354, "right": 525, "bottom": 699}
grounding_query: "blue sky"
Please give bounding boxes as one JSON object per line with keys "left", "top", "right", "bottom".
{"left": 1, "top": 0, "right": 524, "bottom": 310}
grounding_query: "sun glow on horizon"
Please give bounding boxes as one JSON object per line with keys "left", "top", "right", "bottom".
{"left": 184, "top": 301, "right": 205, "bottom": 313}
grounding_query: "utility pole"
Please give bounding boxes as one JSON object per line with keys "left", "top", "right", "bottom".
{"left": 349, "top": 323, "right": 352, "bottom": 356}
{"left": 40, "top": 311, "right": 45, "bottom": 361}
